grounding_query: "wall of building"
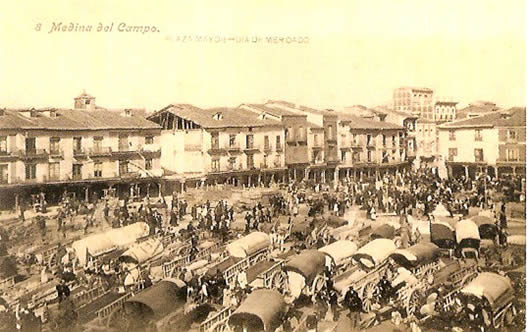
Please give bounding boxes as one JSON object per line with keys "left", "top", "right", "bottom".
{"left": 0, "top": 128, "right": 162, "bottom": 185}
{"left": 438, "top": 127, "right": 498, "bottom": 164}
{"left": 282, "top": 116, "right": 309, "bottom": 166}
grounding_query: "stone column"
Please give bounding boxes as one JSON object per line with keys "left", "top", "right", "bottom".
{"left": 322, "top": 170, "right": 326, "bottom": 183}
{"left": 464, "top": 165, "right": 469, "bottom": 178}
{"left": 85, "top": 186, "right": 90, "bottom": 202}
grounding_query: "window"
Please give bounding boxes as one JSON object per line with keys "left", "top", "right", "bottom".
{"left": 327, "top": 125, "right": 333, "bottom": 140}
{"left": 49, "top": 162, "right": 60, "bottom": 180}
{"left": 392, "top": 135, "right": 396, "bottom": 147}
{"left": 508, "top": 130, "right": 517, "bottom": 141}
{"left": 382, "top": 134, "right": 386, "bottom": 146}
{"left": 25, "top": 137, "right": 36, "bottom": 154}
{"left": 352, "top": 134, "right": 357, "bottom": 145}
{"left": 145, "top": 158, "right": 152, "bottom": 170}
{"left": 366, "top": 134, "right": 372, "bottom": 146}
{"left": 0, "top": 136, "right": 6, "bottom": 154}
{"left": 85, "top": 99, "right": 91, "bottom": 105}
{"left": 314, "top": 134, "right": 319, "bottom": 147}
{"left": 0, "top": 164, "right": 7, "bottom": 183}
{"left": 72, "top": 164, "right": 82, "bottom": 179}
{"left": 145, "top": 136, "right": 154, "bottom": 145}
{"left": 449, "top": 130, "right": 456, "bottom": 141}
{"left": 474, "top": 148, "right": 484, "bottom": 162}
{"left": 247, "top": 154, "right": 254, "bottom": 168}
{"left": 276, "top": 136, "right": 281, "bottom": 150}
{"left": 25, "top": 163, "right": 36, "bottom": 180}
{"left": 93, "top": 136, "right": 103, "bottom": 152}
{"left": 73, "top": 137, "right": 82, "bottom": 152}
{"left": 367, "top": 150, "right": 372, "bottom": 162}
{"left": 211, "top": 159, "right": 220, "bottom": 171}
{"left": 382, "top": 151, "right": 389, "bottom": 163}
{"left": 448, "top": 148, "right": 457, "bottom": 161}
{"left": 285, "top": 128, "right": 293, "bottom": 142}
{"left": 229, "top": 134, "right": 237, "bottom": 147}
{"left": 507, "top": 148, "right": 520, "bottom": 161}
{"left": 228, "top": 157, "right": 237, "bottom": 170}
{"left": 262, "top": 154, "right": 268, "bottom": 168}
{"left": 246, "top": 134, "right": 254, "bottom": 149}
{"left": 474, "top": 129, "right": 482, "bottom": 141}
{"left": 211, "top": 133, "right": 219, "bottom": 149}
{"left": 118, "top": 160, "right": 128, "bottom": 176}
{"left": 313, "top": 150, "right": 322, "bottom": 163}
{"left": 264, "top": 136, "right": 270, "bottom": 150}
{"left": 94, "top": 162, "right": 102, "bottom": 177}
{"left": 297, "top": 127, "right": 304, "bottom": 141}
{"left": 118, "top": 134, "right": 129, "bottom": 151}
{"left": 341, "top": 150, "right": 347, "bottom": 162}
{"left": 353, "top": 152, "right": 361, "bottom": 162}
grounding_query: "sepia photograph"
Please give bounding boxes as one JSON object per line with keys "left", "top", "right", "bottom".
{"left": 0, "top": 1, "right": 525, "bottom": 331}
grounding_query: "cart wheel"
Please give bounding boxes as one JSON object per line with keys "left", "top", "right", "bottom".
{"left": 361, "top": 282, "right": 378, "bottom": 313}
{"left": 405, "top": 289, "right": 421, "bottom": 317}
{"left": 504, "top": 306, "right": 514, "bottom": 325}
{"left": 271, "top": 271, "right": 286, "bottom": 290}
{"left": 481, "top": 308, "right": 492, "bottom": 327}
{"left": 48, "top": 253, "right": 57, "bottom": 269}
{"left": 312, "top": 276, "right": 325, "bottom": 295}
{"left": 107, "top": 306, "right": 131, "bottom": 329}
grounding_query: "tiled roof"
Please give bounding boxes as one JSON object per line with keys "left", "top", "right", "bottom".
{"left": 151, "top": 104, "right": 283, "bottom": 129}
{"left": 0, "top": 108, "right": 160, "bottom": 130}
{"left": 456, "top": 103, "right": 501, "bottom": 119}
{"left": 440, "top": 107, "right": 526, "bottom": 129}
{"left": 244, "top": 104, "right": 305, "bottom": 118}
{"left": 336, "top": 112, "right": 403, "bottom": 130}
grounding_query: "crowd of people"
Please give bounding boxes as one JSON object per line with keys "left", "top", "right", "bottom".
{"left": 0, "top": 165, "right": 524, "bottom": 331}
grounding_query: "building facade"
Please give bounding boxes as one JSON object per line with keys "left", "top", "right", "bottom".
{"left": 336, "top": 113, "right": 407, "bottom": 181}
{"left": 393, "top": 87, "right": 435, "bottom": 118}
{"left": 438, "top": 107, "right": 526, "bottom": 179}
{"left": 148, "top": 105, "right": 286, "bottom": 192}
{"left": 0, "top": 93, "right": 162, "bottom": 209}
{"left": 434, "top": 101, "right": 457, "bottom": 122}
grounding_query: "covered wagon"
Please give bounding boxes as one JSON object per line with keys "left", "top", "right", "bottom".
{"left": 281, "top": 250, "right": 327, "bottom": 300}
{"left": 228, "top": 289, "right": 287, "bottom": 332}
{"left": 459, "top": 272, "right": 516, "bottom": 329}
{"left": 319, "top": 240, "right": 358, "bottom": 272}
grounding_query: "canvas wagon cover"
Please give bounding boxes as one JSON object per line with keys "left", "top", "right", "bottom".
{"left": 227, "top": 232, "right": 270, "bottom": 258}
{"left": 123, "top": 278, "right": 186, "bottom": 320}
{"left": 71, "top": 233, "right": 116, "bottom": 266}
{"left": 229, "top": 289, "right": 286, "bottom": 332}
{"left": 460, "top": 272, "right": 514, "bottom": 310}
{"left": 389, "top": 242, "right": 440, "bottom": 269}
{"left": 455, "top": 220, "right": 480, "bottom": 243}
{"left": 352, "top": 239, "right": 396, "bottom": 269}
{"left": 319, "top": 240, "right": 358, "bottom": 266}
{"left": 120, "top": 238, "right": 164, "bottom": 264}
{"left": 283, "top": 250, "right": 326, "bottom": 283}
{"left": 105, "top": 222, "right": 150, "bottom": 247}
{"left": 430, "top": 219, "right": 457, "bottom": 248}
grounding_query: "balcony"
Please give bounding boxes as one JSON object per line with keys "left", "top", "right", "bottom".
{"left": 244, "top": 145, "right": 260, "bottom": 153}
{"left": 260, "top": 163, "right": 269, "bottom": 169}
{"left": 89, "top": 147, "right": 112, "bottom": 157}
{"left": 263, "top": 145, "right": 272, "bottom": 153}
{"left": 275, "top": 145, "right": 283, "bottom": 152}
{"left": 207, "top": 147, "right": 226, "bottom": 155}
{"left": 0, "top": 150, "right": 17, "bottom": 161}
{"left": 49, "top": 149, "right": 64, "bottom": 159}
{"left": 73, "top": 147, "right": 88, "bottom": 157}
{"left": 16, "top": 149, "right": 49, "bottom": 160}
{"left": 226, "top": 144, "right": 241, "bottom": 153}
{"left": 72, "top": 174, "right": 82, "bottom": 181}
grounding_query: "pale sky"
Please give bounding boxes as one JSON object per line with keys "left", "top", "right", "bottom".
{"left": 0, "top": 0, "right": 525, "bottom": 111}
